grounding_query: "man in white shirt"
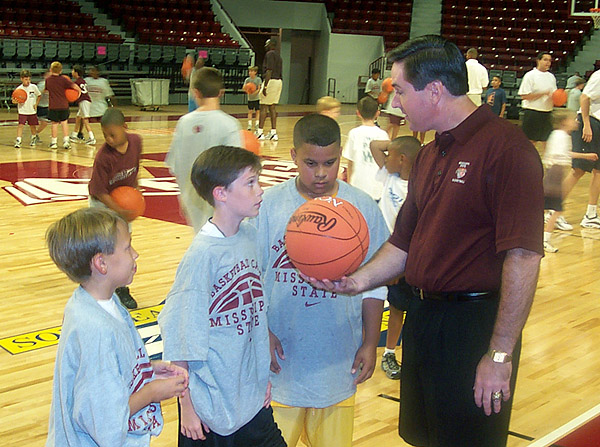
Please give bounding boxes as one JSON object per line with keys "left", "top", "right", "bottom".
{"left": 465, "top": 48, "right": 489, "bottom": 106}
{"left": 518, "top": 52, "right": 557, "bottom": 151}
{"left": 562, "top": 69, "right": 600, "bottom": 228}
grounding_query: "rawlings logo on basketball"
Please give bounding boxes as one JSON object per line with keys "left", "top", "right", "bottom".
{"left": 288, "top": 211, "right": 337, "bottom": 232}
{"left": 285, "top": 197, "right": 369, "bottom": 280}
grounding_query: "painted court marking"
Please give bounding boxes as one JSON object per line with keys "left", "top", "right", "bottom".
{"left": 528, "top": 402, "right": 600, "bottom": 446}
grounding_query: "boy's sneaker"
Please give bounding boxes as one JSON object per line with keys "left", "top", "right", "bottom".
{"left": 30, "top": 135, "right": 39, "bottom": 146}
{"left": 381, "top": 352, "right": 401, "bottom": 380}
{"left": 247, "top": 125, "right": 252, "bottom": 131}
{"left": 543, "top": 241, "right": 558, "bottom": 253}
{"left": 257, "top": 132, "right": 266, "bottom": 140}
{"left": 49, "top": 142, "right": 58, "bottom": 149}
{"left": 269, "top": 131, "right": 279, "bottom": 141}
{"left": 69, "top": 135, "right": 82, "bottom": 143}
{"left": 543, "top": 210, "right": 551, "bottom": 223}
{"left": 555, "top": 215, "right": 573, "bottom": 231}
{"left": 14, "top": 139, "right": 21, "bottom": 148}
{"left": 63, "top": 141, "right": 71, "bottom": 150}
{"left": 116, "top": 287, "right": 138, "bottom": 309}
{"left": 581, "top": 214, "right": 600, "bottom": 229}
{"left": 85, "top": 138, "right": 96, "bottom": 145}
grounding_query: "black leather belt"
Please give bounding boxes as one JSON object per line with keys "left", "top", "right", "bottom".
{"left": 412, "top": 287, "right": 498, "bottom": 302}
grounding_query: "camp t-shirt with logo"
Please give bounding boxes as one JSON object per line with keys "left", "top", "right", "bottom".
{"left": 88, "top": 133, "right": 142, "bottom": 198}
{"left": 158, "top": 222, "right": 270, "bottom": 436}
{"left": 47, "top": 286, "right": 163, "bottom": 446}
{"left": 389, "top": 104, "right": 544, "bottom": 293}
{"left": 45, "top": 74, "right": 74, "bottom": 110}
{"left": 74, "top": 77, "right": 92, "bottom": 104}
{"left": 254, "top": 179, "right": 389, "bottom": 408}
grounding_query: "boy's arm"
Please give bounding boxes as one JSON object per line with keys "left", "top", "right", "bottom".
{"left": 346, "top": 160, "right": 354, "bottom": 182}
{"left": 351, "top": 297, "right": 384, "bottom": 384}
{"left": 370, "top": 140, "right": 389, "bottom": 168}
{"left": 128, "top": 372, "right": 187, "bottom": 415}
{"left": 95, "top": 193, "right": 139, "bottom": 222}
{"left": 173, "top": 361, "right": 211, "bottom": 441}
{"left": 500, "top": 102, "right": 506, "bottom": 117}
{"left": 570, "top": 151, "right": 599, "bottom": 161}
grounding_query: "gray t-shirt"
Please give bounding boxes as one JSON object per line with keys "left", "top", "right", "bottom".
{"left": 244, "top": 76, "right": 262, "bottom": 101}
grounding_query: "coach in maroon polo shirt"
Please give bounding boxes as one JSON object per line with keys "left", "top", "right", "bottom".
{"left": 305, "top": 36, "right": 544, "bottom": 447}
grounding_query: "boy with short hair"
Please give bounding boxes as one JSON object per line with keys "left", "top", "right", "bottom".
{"left": 159, "top": 145, "right": 286, "bottom": 447}
{"left": 485, "top": 76, "right": 507, "bottom": 117}
{"left": 244, "top": 66, "right": 262, "bottom": 131}
{"left": 45, "top": 207, "right": 188, "bottom": 446}
{"left": 13, "top": 69, "right": 41, "bottom": 148}
{"left": 365, "top": 68, "right": 382, "bottom": 100}
{"left": 70, "top": 64, "right": 96, "bottom": 145}
{"left": 343, "top": 95, "right": 390, "bottom": 200}
{"left": 370, "top": 136, "right": 421, "bottom": 379}
{"left": 88, "top": 108, "right": 142, "bottom": 309}
{"left": 543, "top": 110, "right": 598, "bottom": 252}
{"left": 45, "top": 61, "right": 81, "bottom": 150}
{"left": 166, "top": 67, "right": 242, "bottom": 233}
{"left": 316, "top": 95, "right": 341, "bottom": 120}
{"left": 255, "top": 114, "right": 389, "bottom": 447}
{"left": 567, "top": 77, "right": 585, "bottom": 111}
{"left": 85, "top": 65, "right": 116, "bottom": 119}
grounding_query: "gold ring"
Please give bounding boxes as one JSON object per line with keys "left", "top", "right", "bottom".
{"left": 492, "top": 391, "right": 502, "bottom": 401}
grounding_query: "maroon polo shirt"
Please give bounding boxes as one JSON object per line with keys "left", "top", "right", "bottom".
{"left": 46, "top": 74, "right": 73, "bottom": 110}
{"left": 389, "top": 105, "right": 544, "bottom": 292}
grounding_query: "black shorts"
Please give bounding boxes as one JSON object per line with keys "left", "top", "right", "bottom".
{"left": 248, "top": 100, "right": 260, "bottom": 111}
{"left": 178, "top": 406, "right": 286, "bottom": 447}
{"left": 48, "top": 109, "right": 70, "bottom": 123}
{"left": 572, "top": 114, "right": 600, "bottom": 172}
{"left": 37, "top": 106, "right": 49, "bottom": 120}
{"left": 521, "top": 109, "right": 553, "bottom": 142}
{"left": 387, "top": 277, "right": 411, "bottom": 312}
{"left": 399, "top": 290, "right": 521, "bottom": 447}
{"left": 544, "top": 195, "right": 563, "bottom": 211}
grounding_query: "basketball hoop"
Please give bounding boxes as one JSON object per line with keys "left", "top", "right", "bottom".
{"left": 590, "top": 8, "right": 600, "bottom": 29}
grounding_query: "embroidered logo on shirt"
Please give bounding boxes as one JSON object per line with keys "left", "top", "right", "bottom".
{"left": 452, "top": 161, "right": 470, "bottom": 184}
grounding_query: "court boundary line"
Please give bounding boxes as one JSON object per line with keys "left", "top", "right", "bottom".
{"left": 528, "top": 402, "right": 600, "bottom": 446}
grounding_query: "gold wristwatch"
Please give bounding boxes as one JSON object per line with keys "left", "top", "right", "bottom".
{"left": 487, "top": 349, "right": 512, "bottom": 363}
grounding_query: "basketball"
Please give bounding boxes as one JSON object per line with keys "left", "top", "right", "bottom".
{"left": 181, "top": 55, "right": 193, "bottom": 79}
{"left": 12, "top": 88, "right": 27, "bottom": 104}
{"left": 65, "top": 88, "right": 80, "bottom": 103}
{"left": 110, "top": 186, "right": 146, "bottom": 220}
{"left": 243, "top": 82, "right": 257, "bottom": 94}
{"left": 242, "top": 130, "right": 261, "bottom": 155}
{"left": 382, "top": 77, "right": 394, "bottom": 93}
{"left": 377, "top": 91, "right": 389, "bottom": 104}
{"left": 553, "top": 88, "right": 568, "bottom": 107}
{"left": 285, "top": 196, "right": 369, "bottom": 280}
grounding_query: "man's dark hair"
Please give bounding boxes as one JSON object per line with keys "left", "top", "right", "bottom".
{"left": 293, "top": 113, "right": 341, "bottom": 149}
{"left": 357, "top": 96, "right": 379, "bottom": 120}
{"left": 191, "top": 67, "right": 223, "bottom": 98}
{"left": 387, "top": 35, "right": 468, "bottom": 96}
{"left": 191, "top": 146, "right": 262, "bottom": 206}
{"left": 537, "top": 52, "right": 551, "bottom": 61}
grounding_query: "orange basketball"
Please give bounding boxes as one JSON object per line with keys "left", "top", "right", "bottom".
{"left": 12, "top": 88, "right": 27, "bottom": 104}
{"left": 285, "top": 196, "right": 369, "bottom": 280}
{"left": 377, "top": 91, "right": 389, "bottom": 104}
{"left": 181, "top": 55, "right": 193, "bottom": 79}
{"left": 382, "top": 77, "right": 394, "bottom": 93}
{"left": 66, "top": 88, "right": 80, "bottom": 102}
{"left": 110, "top": 186, "right": 146, "bottom": 220}
{"left": 553, "top": 88, "right": 567, "bottom": 107}
{"left": 243, "top": 82, "right": 257, "bottom": 94}
{"left": 242, "top": 130, "right": 261, "bottom": 155}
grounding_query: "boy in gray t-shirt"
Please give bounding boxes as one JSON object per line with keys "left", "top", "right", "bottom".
{"left": 244, "top": 66, "right": 262, "bottom": 132}
{"left": 159, "top": 146, "right": 286, "bottom": 446}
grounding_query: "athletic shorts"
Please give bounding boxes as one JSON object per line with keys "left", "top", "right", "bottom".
{"left": 18, "top": 114, "right": 39, "bottom": 126}
{"left": 248, "top": 100, "right": 260, "bottom": 111}
{"left": 259, "top": 79, "right": 283, "bottom": 105}
{"left": 400, "top": 289, "right": 521, "bottom": 447}
{"left": 572, "top": 114, "right": 600, "bottom": 172}
{"left": 37, "top": 106, "right": 49, "bottom": 120}
{"left": 387, "top": 277, "right": 411, "bottom": 311}
{"left": 77, "top": 100, "right": 91, "bottom": 118}
{"left": 48, "top": 109, "right": 70, "bottom": 123}
{"left": 521, "top": 109, "right": 553, "bottom": 142}
{"left": 178, "top": 406, "right": 286, "bottom": 447}
{"left": 544, "top": 195, "right": 563, "bottom": 212}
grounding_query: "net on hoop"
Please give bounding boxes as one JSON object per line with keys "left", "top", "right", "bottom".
{"left": 591, "top": 8, "right": 600, "bottom": 29}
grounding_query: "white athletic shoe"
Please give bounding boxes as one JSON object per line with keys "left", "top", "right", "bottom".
{"left": 49, "top": 142, "right": 58, "bottom": 149}
{"left": 269, "top": 131, "right": 279, "bottom": 141}
{"left": 257, "top": 132, "right": 266, "bottom": 141}
{"left": 555, "top": 215, "right": 573, "bottom": 231}
{"left": 544, "top": 211, "right": 551, "bottom": 223}
{"left": 85, "top": 138, "right": 96, "bottom": 145}
{"left": 14, "top": 139, "right": 21, "bottom": 148}
{"left": 543, "top": 241, "right": 558, "bottom": 253}
{"left": 69, "top": 135, "right": 81, "bottom": 143}
{"left": 581, "top": 214, "right": 600, "bottom": 229}
{"left": 63, "top": 141, "right": 71, "bottom": 150}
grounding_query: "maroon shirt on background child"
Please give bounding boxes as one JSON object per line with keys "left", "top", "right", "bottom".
{"left": 45, "top": 75, "right": 73, "bottom": 110}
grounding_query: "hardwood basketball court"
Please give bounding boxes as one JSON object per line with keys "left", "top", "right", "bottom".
{"left": 0, "top": 104, "right": 598, "bottom": 446}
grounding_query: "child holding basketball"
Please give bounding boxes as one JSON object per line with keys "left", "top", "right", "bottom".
{"left": 254, "top": 114, "right": 389, "bottom": 447}
{"left": 244, "top": 66, "right": 262, "bottom": 131}
{"left": 45, "top": 61, "right": 81, "bottom": 150}
{"left": 88, "top": 108, "right": 142, "bottom": 309}
{"left": 316, "top": 95, "right": 341, "bottom": 120}
{"left": 370, "top": 136, "right": 420, "bottom": 379}
{"left": 166, "top": 67, "right": 242, "bottom": 233}
{"left": 543, "top": 110, "right": 598, "bottom": 252}
{"left": 69, "top": 65, "right": 96, "bottom": 145}
{"left": 343, "top": 95, "right": 389, "bottom": 200}
{"left": 46, "top": 207, "right": 188, "bottom": 446}
{"left": 13, "top": 69, "right": 41, "bottom": 148}
{"left": 159, "top": 146, "right": 286, "bottom": 447}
